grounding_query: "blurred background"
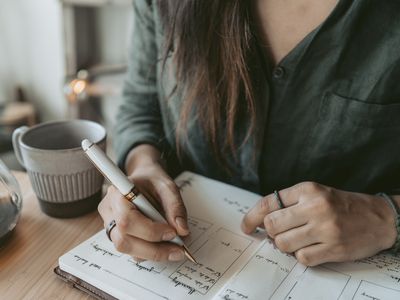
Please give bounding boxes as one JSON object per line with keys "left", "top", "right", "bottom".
{"left": 0, "top": 0, "right": 133, "bottom": 169}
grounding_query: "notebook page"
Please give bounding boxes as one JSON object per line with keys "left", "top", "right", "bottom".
{"left": 60, "top": 171, "right": 400, "bottom": 299}
{"left": 59, "top": 172, "right": 265, "bottom": 300}
{"left": 215, "top": 230, "right": 400, "bottom": 299}
{"left": 269, "top": 253, "right": 400, "bottom": 300}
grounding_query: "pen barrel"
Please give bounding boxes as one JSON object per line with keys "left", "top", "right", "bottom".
{"left": 132, "top": 194, "right": 184, "bottom": 246}
{"left": 83, "top": 141, "right": 133, "bottom": 195}
{"left": 81, "top": 140, "right": 185, "bottom": 248}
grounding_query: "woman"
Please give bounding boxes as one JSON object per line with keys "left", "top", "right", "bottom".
{"left": 99, "top": 0, "right": 400, "bottom": 266}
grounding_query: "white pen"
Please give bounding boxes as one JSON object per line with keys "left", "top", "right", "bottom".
{"left": 81, "top": 139, "right": 197, "bottom": 264}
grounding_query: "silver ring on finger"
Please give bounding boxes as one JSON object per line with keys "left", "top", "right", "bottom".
{"left": 106, "top": 219, "right": 117, "bottom": 242}
{"left": 273, "top": 190, "right": 285, "bottom": 209}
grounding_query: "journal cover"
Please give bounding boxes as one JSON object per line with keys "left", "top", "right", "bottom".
{"left": 54, "top": 266, "right": 117, "bottom": 300}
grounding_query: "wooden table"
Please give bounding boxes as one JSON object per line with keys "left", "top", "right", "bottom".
{"left": 0, "top": 172, "right": 103, "bottom": 299}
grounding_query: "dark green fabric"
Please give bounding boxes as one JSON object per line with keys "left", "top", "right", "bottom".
{"left": 115, "top": 0, "right": 400, "bottom": 195}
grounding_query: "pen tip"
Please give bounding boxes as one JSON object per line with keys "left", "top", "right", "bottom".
{"left": 183, "top": 245, "right": 198, "bottom": 264}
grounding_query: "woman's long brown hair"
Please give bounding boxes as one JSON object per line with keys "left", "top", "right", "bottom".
{"left": 158, "top": 0, "right": 257, "bottom": 166}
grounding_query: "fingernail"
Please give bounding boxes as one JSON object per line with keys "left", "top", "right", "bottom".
{"left": 168, "top": 250, "right": 185, "bottom": 261}
{"left": 162, "top": 231, "right": 176, "bottom": 241}
{"left": 175, "top": 217, "right": 189, "bottom": 232}
{"left": 133, "top": 257, "right": 145, "bottom": 263}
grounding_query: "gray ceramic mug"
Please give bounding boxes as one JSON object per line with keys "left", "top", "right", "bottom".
{"left": 12, "top": 120, "right": 106, "bottom": 218}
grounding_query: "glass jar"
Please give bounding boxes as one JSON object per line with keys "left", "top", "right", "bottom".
{"left": 0, "top": 159, "right": 22, "bottom": 246}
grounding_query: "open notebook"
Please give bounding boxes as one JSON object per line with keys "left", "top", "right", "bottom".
{"left": 56, "top": 172, "right": 400, "bottom": 300}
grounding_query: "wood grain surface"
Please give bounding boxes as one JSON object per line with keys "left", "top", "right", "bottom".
{"left": 0, "top": 172, "right": 104, "bottom": 299}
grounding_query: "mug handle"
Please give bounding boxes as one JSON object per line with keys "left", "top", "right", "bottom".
{"left": 12, "top": 126, "right": 29, "bottom": 168}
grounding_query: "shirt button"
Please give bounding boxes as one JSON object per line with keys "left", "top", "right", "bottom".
{"left": 272, "top": 66, "right": 285, "bottom": 79}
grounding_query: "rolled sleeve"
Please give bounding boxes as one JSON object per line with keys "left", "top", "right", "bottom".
{"left": 114, "top": 0, "right": 165, "bottom": 171}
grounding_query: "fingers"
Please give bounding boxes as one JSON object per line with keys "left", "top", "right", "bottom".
{"left": 241, "top": 188, "right": 300, "bottom": 234}
{"left": 295, "top": 243, "right": 332, "bottom": 266}
{"left": 111, "top": 228, "right": 185, "bottom": 262}
{"left": 105, "top": 187, "right": 178, "bottom": 242}
{"left": 129, "top": 168, "right": 189, "bottom": 236}
{"left": 98, "top": 177, "right": 188, "bottom": 262}
{"left": 274, "top": 224, "right": 317, "bottom": 253}
{"left": 263, "top": 205, "right": 309, "bottom": 237}
{"left": 133, "top": 257, "right": 145, "bottom": 263}
{"left": 99, "top": 186, "right": 176, "bottom": 243}
{"left": 152, "top": 178, "right": 189, "bottom": 236}
{"left": 241, "top": 195, "right": 276, "bottom": 234}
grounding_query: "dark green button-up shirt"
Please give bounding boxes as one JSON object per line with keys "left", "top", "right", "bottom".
{"left": 115, "top": 0, "right": 400, "bottom": 195}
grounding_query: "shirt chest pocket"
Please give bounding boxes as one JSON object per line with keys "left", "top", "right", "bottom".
{"left": 300, "top": 92, "right": 400, "bottom": 191}
{"left": 319, "top": 93, "right": 400, "bottom": 128}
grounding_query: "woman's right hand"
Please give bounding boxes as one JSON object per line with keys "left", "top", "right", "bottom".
{"left": 98, "top": 144, "right": 189, "bottom": 262}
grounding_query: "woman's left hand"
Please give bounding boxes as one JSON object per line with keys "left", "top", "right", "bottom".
{"left": 241, "top": 182, "right": 397, "bottom": 266}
